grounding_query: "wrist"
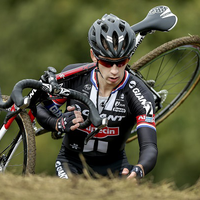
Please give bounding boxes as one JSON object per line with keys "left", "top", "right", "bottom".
{"left": 131, "top": 165, "right": 144, "bottom": 179}
{"left": 48, "top": 117, "right": 59, "bottom": 131}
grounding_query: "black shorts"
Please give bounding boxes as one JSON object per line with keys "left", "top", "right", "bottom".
{"left": 55, "top": 144, "right": 133, "bottom": 179}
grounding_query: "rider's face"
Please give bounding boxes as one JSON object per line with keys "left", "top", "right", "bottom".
{"left": 98, "top": 57, "right": 128, "bottom": 87}
{"left": 90, "top": 49, "right": 129, "bottom": 87}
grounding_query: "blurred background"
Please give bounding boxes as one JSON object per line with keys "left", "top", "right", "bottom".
{"left": 0, "top": 0, "right": 199, "bottom": 188}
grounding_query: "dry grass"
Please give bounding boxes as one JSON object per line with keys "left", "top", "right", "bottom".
{"left": 0, "top": 173, "right": 200, "bottom": 200}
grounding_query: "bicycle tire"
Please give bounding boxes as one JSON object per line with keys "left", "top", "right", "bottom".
{"left": 127, "top": 35, "right": 200, "bottom": 143}
{"left": 0, "top": 95, "right": 36, "bottom": 175}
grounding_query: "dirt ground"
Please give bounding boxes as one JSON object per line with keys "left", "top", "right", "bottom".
{"left": 0, "top": 173, "right": 200, "bottom": 200}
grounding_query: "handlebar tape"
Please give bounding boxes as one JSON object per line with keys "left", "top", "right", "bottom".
{"left": 67, "top": 89, "right": 102, "bottom": 128}
{"left": 0, "top": 79, "right": 43, "bottom": 109}
{"left": 11, "top": 79, "right": 43, "bottom": 108}
{"left": 0, "top": 79, "right": 102, "bottom": 129}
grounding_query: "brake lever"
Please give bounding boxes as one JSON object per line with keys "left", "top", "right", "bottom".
{"left": 3, "top": 96, "right": 31, "bottom": 123}
{"left": 4, "top": 108, "right": 22, "bottom": 123}
{"left": 41, "top": 66, "right": 61, "bottom": 95}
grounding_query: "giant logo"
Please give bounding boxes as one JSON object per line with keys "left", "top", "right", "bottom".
{"left": 82, "top": 109, "right": 125, "bottom": 121}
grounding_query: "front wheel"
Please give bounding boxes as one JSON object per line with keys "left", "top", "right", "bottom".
{"left": 127, "top": 35, "right": 200, "bottom": 143}
{"left": 0, "top": 95, "right": 36, "bottom": 175}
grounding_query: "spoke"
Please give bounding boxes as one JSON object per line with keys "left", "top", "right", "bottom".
{"left": 154, "top": 71, "right": 195, "bottom": 91}
{"left": 145, "top": 46, "right": 200, "bottom": 119}
{"left": 154, "top": 51, "right": 176, "bottom": 82}
{"left": 150, "top": 52, "right": 198, "bottom": 91}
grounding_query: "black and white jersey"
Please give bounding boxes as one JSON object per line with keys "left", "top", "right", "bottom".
{"left": 53, "top": 63, "right": 156, "bottom": 157}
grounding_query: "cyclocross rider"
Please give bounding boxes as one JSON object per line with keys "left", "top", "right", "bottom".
{"left": 36, "top": 14, "right": 158, "bottom": 180}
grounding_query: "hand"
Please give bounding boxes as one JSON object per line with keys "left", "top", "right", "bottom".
{"left": 67, "top": 106, "right": 84, "bottom": 130}
{"left": 56, "top": 106, "right": 83, "bottom": 132}
{"left": 122, "top": 165, "right": 144, "bottom": 180}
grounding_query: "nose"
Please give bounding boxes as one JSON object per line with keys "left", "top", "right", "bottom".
{"left": 110, "top": 64, "right": 119, "bottom": 74}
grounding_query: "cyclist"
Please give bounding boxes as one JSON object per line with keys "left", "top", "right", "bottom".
{"left": 36, "top": 14, "right": 158, "bottom": 180}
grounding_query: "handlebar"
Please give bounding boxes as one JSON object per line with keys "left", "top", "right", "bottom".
{"left": 63, "top": 88, "right": 104, "bottom": 128}
{"left": 0, "top": 78, "right": 107, "bottom": 131}
{"left": 0, "top": 5, "right": 178, "bottom": 142}
{"left": 0, "top": 79, "right": 43, "bottom": 109}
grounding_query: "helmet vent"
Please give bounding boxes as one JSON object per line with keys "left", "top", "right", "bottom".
{"left": 119, "top": 24, "right": 125, "bottom": 32}
{"left": 101, "top": 24, "right": 108, "bottom": 33}
{"left": 97, "top": 20, "right": 101, "bottom": 25}
{"left": 123, "top": 34, "right": 128, "bottom": 49}
{"left": 108, "top": 18, "right": 115, "bottom": 23}
{"left": 92, "top": 28, "right": 96, "bottom": 36}
{"left": 88, "top": 14, "right": 136, "bottom": 58}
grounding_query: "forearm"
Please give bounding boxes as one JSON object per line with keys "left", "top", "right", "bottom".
{"left": 137, "top": 127, "right": 158, "bottom": 175}
{"left": 36, "top": 104, "right": 58, "bottom": 131}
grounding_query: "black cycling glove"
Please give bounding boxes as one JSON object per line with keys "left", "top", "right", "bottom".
{"left": 131, "top": 166, "right": 144, "bottom": 179}
{"left": 57, "top": 112, "right": 76, "bottom": 133}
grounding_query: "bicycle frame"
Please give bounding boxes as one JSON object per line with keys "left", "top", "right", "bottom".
{"left": 0, "top": 62, "right": 96, "bottom": 137}
{"left": 0, "top": 37, "right": 162, "bottom": 171}
{"left": 0, "top": 5, "right": 178, "bottom": 172}
{"left": 0, "top": 28, "right": 168, "bottom": 149}
{"left": 0, "top": 4, "right": 178, "bottom": 139}
{"left": 0, "top": 32, "right": 150, "bottom": 139}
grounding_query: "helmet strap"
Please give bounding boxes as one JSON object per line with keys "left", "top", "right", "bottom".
{"left": 96, "top": 62, "right": 105, "bottom": 79}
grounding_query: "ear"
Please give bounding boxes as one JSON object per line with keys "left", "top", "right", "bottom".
{"left": 90, "top": 49, "right": 97, "bottom": 62}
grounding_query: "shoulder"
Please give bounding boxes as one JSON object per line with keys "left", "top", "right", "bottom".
{"left": 60, "top": 63, "right": 96, "bottom": 88}
{"left": 125, "top": 71, "right": 155, "bottom": 110}
{"left": 126, "top": 72, "right": 150, "bottom": 94}
{"left": 61, "top": 63, "right": 95, "bottom": 72}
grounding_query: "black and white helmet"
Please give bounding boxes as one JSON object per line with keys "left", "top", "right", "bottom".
{"left": 88, "top": 14, "right": 136, "bottom": 58}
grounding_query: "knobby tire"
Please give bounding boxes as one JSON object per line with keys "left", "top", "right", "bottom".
{"left": 0, "top": 95, "right": 36, "bottom": 175}
{"left": 127, "top": 35, "right": 200, "bottom": 143}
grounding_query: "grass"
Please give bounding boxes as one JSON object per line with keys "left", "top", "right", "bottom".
{"left": 0, "top": 173, "right": 200, "bottom": 200}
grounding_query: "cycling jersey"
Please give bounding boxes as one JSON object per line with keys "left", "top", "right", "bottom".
{"left": 36, "top": 63, "right": 158, "bottom": 176}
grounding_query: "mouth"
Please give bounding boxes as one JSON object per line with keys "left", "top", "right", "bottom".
{"left": 108, "top": 77, "right": 119, "bottom": 83}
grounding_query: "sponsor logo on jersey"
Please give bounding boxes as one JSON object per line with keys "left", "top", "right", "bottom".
{"left": 132, "top": 88, "right": 147, "bottom": 106}
{"left": 129, "top": 81, "right": 147, "bottom": 106}
{"left": 113, "top": 107, "right": 126, "bottom": 113}
{"left": 112, "top": 101, "right": 126, "bottom": 113}
{"left": 83, "top": 84, "right": 92, "bottom": 90}
{"left": 82, "top": 84, "right": 91, "bottom": 94}
{"left": 45, "top": 104, "right": 62, "bottom": 117}
{"left": 101, "top": 114, "right": 125, "bottom": 121}
{"left": 143, "top": 101, "right": 153, "bottom": 117}
{"left": 82, "top": 109, "right": 125, "bottom": 121}
{"left": 55, "top": 161, "right": 68, "bottom": 179}
{"left": 70, "top": 143, "right": 80, "bottom": 150}
{"left": 137, "top": 114, "right": 155, "bottom": 123}
{"left": 115, "top": 101, "right": 125, "bottom": 107}
{"left": 129, "top": 84, "right": 154, "bottom": 117}
{"left": 129, "top": 80, "right": 136, "bottom": 89}
{"left": 80, "top": 124, "right": 119, "bottom": 139}
{"left": 136, "top": 114, "right": 156, "bottom": 131}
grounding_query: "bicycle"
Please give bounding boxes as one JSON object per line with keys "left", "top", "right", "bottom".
{"left": 0, "top": 5, "right": 200, "bottom": 175}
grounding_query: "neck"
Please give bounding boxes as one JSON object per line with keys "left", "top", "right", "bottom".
{"left": 97, "top": 73, "right": 113, "bottom": 97}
